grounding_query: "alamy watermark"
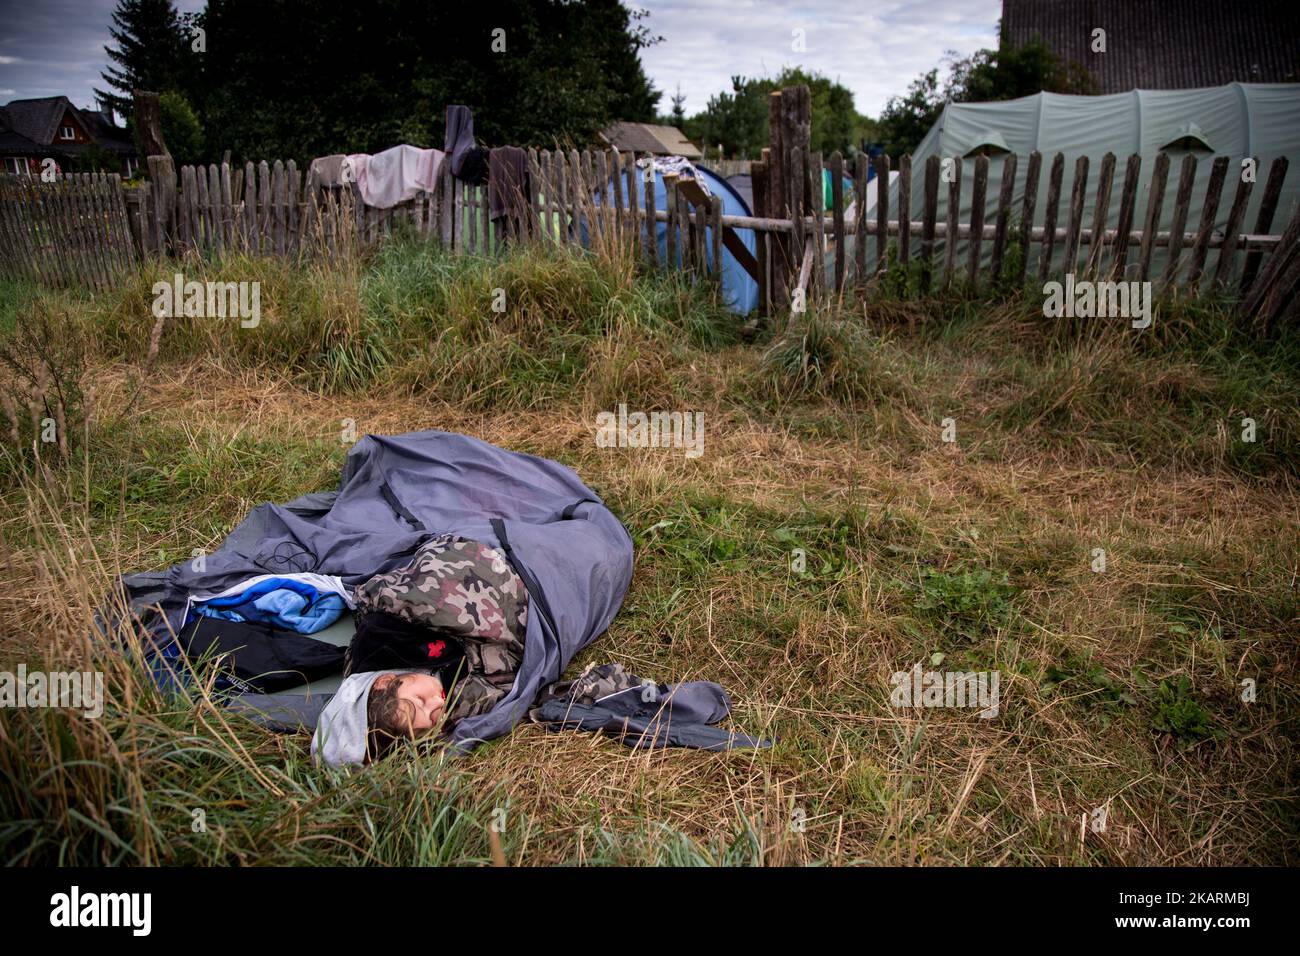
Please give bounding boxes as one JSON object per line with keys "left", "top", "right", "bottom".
{"left": 595, "top": 404, "right": 704, "bottom": 459}
{"left": 890, "top": 662, "right": 1000, "bottom": 718}
{"left": 0, "top": 665, "right": 103, "bottom": 718}
{"left": 152, "top": 273, "right": 261, "bottom": 327}
{"left": 1043, "top": 273, "right": 1152, "bottom": 329}
{"left": 50, "top": 886, "right": 150, "bottom": 936}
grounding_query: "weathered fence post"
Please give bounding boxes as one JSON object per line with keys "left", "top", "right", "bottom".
{"left": 875, "top": 152, "right": 891, "bottom": 278}
{"left": 830, "top": 150, "right": 845, "bottom": 294}
{"left": 1161, "top": 154, "right": 1198, "bottom": 288}
{"left": 1038, "top": 152, "right": 1065, "bottom": 282}
{"left": 1084, "top": 152, "right": 1114, "bottom": 280}
{"left": 990, "top": 153, "right": 1017, "bottom": 283}
{"left": 920, "top": 155, "right": 939, "bottom": 292}
{"left": 968, "top": 154, "right": 989, "bottom": 287}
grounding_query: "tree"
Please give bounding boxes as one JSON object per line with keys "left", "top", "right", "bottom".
{"left": 687, "top": 67, "right": 866, "bottom": 159}
{"left": 687, "top": 77, "right": 766, "bottom": 158}
{"left": 875, "top": 39, "right": 1098, "bottom": 158}
{"left": 94, "top": 0, "right": 190, "bottom": 119}
{"left": 159, "top": 90, "right": 205, "bottom": 167}
{"left": 189, "top": 0, "right": 662, "bottom": 165}
{"left": 875, "top": 69, "right": 944, "bottom": 159}
{"left": 670, "top": 85, "right": 686, "bottom": 128}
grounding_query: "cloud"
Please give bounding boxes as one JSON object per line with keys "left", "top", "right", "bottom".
{"left": 635, "top": 0, "right": 1001, "bottom": 116}
{"left": 0, "top": 0, "right": 998, "bottom": 126}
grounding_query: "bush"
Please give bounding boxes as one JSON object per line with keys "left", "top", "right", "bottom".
{"left": 0, "top": 302, "right": 89, "bottom": 468}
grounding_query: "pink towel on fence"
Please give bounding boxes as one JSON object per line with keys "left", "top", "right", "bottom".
{"left": 349, "top": 145, "right": 444, "bottom": 209}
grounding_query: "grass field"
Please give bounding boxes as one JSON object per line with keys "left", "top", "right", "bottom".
{"left": 0, "top": 239, "right": 1296, "bottom": 865}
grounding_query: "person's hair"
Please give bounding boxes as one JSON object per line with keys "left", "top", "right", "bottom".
{"left": 366, "top": 674, "right": 415, "bottom": 761}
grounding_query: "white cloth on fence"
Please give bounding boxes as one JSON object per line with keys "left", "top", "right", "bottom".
{"left": 636, "top": 155, "right": 711, "bottom": 198}
{"left": 346, "top": 145, "right": 444, "bottom": 209}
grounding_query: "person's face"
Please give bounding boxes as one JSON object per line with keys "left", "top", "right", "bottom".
{"left": 385, "top": 672, "right": 446, "bottom": 733}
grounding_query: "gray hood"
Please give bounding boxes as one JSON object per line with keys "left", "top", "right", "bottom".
{"left": 311, "top": 669, "right": 421, "bottom": 767}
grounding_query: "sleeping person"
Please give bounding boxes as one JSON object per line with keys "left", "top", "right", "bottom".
{"left": 311, "top": 533, "right": 530, "bottom": 765}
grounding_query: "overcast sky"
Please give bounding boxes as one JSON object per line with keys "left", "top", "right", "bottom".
{"left": 0, "top": 0, "right": 1001, "bottom": 118}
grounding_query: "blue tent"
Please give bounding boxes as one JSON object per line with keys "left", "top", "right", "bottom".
{"left": 594, "top": 165, "right": 758, "bottom": 316}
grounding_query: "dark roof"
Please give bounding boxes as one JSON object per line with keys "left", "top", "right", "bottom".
{"left": 1001, "top": 0, "right": 1300, "bottom": 93}
{"left": 0, "top": 107, "right": 49, "bottom": 156}
{"left": 3, "top": 95, "right": 79, "bottom": 144}
{"left": 601, "top": 122, "right": 702, "bottom": 159}
{"left": 80, "top": 109, "right": 133, "bottom": 150}
{"left": 1, "top": 95, "right": 135, "bottom": 154}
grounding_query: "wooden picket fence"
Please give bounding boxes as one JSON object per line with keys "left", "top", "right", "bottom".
{"left": 805, "top": 149, "right": 1295, "bottom": 309}
{"left": 2, "top": 141, "right": 1297, "bottom": 330}
{"left": 0, "top": 173, "right": 137, "bottom": 291}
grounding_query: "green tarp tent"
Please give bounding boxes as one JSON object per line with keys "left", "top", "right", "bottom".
{"left": 893, "top": 82, "right": 1300, "bottom": 284}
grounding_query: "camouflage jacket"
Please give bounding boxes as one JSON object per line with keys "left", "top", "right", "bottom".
{"left": 528, "top": 661, "right": 772, "bottom": 751}
{"left": 354, "top": 533, "right": 528, "bottom": 726}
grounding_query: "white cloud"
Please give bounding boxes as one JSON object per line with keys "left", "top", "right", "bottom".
{"left": 635, "top": 0, "right": 1001, "bottom": 117}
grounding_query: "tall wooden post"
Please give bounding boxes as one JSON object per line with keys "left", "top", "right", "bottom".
{"left": 775, "top": 85, "right": 811, "bottom": 315}
{"left": 135, "top": 90, "right": 174, "bottom": 257}
{"left": 767, "top": 91, "right": 787, "bottom": 311}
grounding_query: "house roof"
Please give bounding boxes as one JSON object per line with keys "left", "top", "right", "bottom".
{"left": 3, "top": 95, "right": 82, "bottom": 144}
{"left": 0, "top": 107, "right": 49, "bottom": 156}
{"left": 80, "top": 109, "right": 133, "bottom": 150}
{"left": 2, "top": 95, "right": 134, "bottom": 152}
{"left": 601, "top": 122, "right": 702, "bottom": 159}
{"left": 1002, "top": 0, "right": 1300, "bottom": 94}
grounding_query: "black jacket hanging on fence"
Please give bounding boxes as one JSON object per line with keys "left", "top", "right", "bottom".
{"left": 488, "top": 146, "right": 531, "bottom": 225}
{"left": 445, "top": 104, "right": 489, "bottom": 185}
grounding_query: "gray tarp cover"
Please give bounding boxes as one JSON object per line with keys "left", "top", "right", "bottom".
{"left": 119, "top": 430, "right": 634, "bottom": 748}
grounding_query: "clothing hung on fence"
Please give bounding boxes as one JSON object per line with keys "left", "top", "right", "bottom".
{"left": 488, "top": 146, "right": 531, "bottom": 223}
{"left": 444, "top": 104, "right": 489, "bottom": 185}
{"left": 342, "top": 145, "right": 444, "bottom": 209}
{"left": 308, "top": 154, "right": 348, "bottom": 187}
{"left": 636, "top": 155, "right": 712, "bottom": 197}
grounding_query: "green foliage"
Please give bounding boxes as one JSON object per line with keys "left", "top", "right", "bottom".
{"left": 950, "top": 38, "right": 1098, "bottom": 103}
{"left": 910, "top": 566, "right": 1018, "bottom": 642}
{"left": 158, "top": 90, "right": 204, "bottom": 167}
{"left": 191, "top": 0, "right": 662, "bottom": 164}
{"left": 1153, "top": 675, "right": 1222, "bottom": 745}
{"left": 586, "top": 817, "right": 764, "bottom": 866}
{"left": 91, "top": 240, "right": 737, "bottom": 405}
{"left": 875, "top": 243, "right": 930, "bottom": 299}
{"left": 875, "top": 68, "right": 943, "bottom": 162}
{"left": 1, "top": 245, "right": 1296, "bottom": 865}
{"left": 67, "top": 142, "right": 117, "bottom": 174}
{"left": 0, "top": 302, "right": 89, "bottom": 470}
{"left": 95, "top": 0, "right": 192, "bottom": 119}
{"left": 687, "top": 68, "right": 866, "bottom": 159}
{"left": 1041, "top": 650, "right": 1138, "bottom": 720}
{"left": 759, "top": 311, "right": 918, "bottom": 407}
